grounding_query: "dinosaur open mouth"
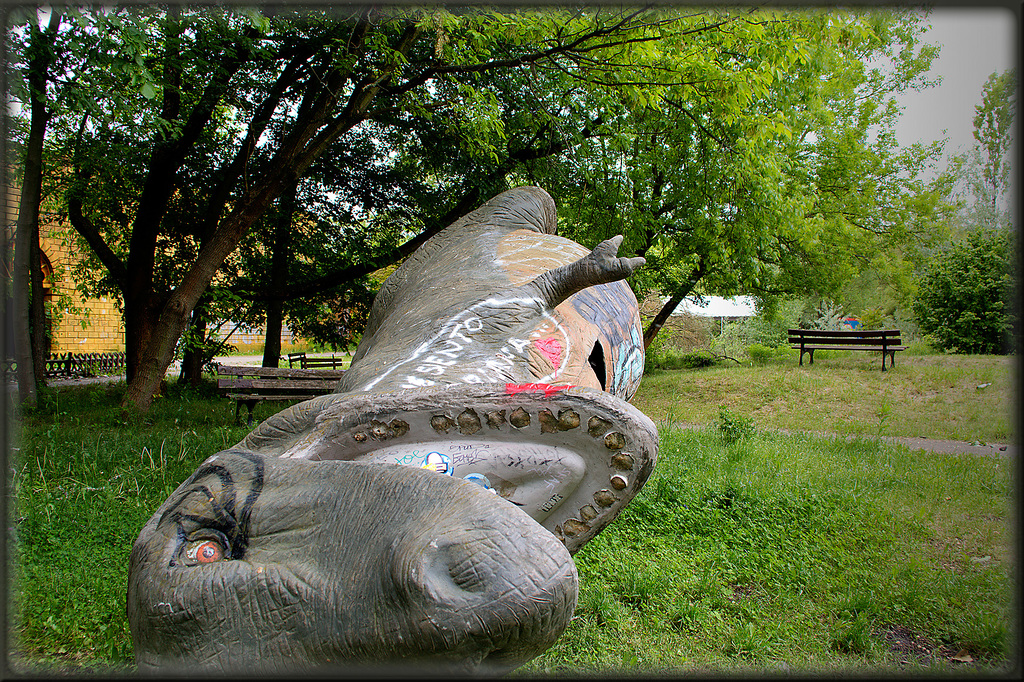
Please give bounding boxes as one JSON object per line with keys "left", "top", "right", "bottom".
{"left": 240, "top": 382, "right": 658, "bottom": 554}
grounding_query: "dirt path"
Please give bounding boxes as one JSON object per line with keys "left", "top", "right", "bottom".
{"left": 882, "top": 434, "right": 1014, "bottom": 457}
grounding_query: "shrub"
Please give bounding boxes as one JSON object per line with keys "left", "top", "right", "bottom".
{"left": 644, "top": 333, "right": 669, "bottom": 374}
{"left": 711, "top": 307, "right": 796, "bottom": 358}
{"left": 676, "top": 350, "right": 718, "bottom": 369}
{"left": 645, "top": 341, "right": 719, "bottom": 372}
{"left": 746, "top": 344, "right": 774, "bottom": 365}
{"left": 717, "top": 405, "right": 754, "bottom": 443}
{"left": 912, "top": 229, "right": 1014, "bottom": 354}
{"left": 859, "top": 307, "right": 886, "bottom": 330}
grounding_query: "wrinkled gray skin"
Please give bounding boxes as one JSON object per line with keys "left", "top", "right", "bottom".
{"left": 128, "top": 451, "right": 575, "bottom": 674}
{"left": 128, "top": 187, "right": 657, "bottom": 675}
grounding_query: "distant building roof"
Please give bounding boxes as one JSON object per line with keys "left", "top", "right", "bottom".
{"left": 678, "top": 295, "right": 756, "bottom": 318}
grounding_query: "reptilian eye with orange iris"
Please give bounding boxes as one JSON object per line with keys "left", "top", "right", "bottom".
{"left": 184, "top": 536, "right": 227, "bottom": 564}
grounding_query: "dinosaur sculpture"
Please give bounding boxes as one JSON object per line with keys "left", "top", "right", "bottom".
{"left": 127, "top": 186, "right": 658, "bottom": 674}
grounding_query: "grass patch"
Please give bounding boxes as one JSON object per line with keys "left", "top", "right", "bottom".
{"left": 6, "top": 366, "right": 1017, "bottom": 675}
{"left": 633, "top": 353, "right": 1014, "bottom": 442}
{"left": 8, "top": 380, "right": 253, "bottom": 670}
{"left": 521, "top": 426, "right": 1015, "bottom": 675}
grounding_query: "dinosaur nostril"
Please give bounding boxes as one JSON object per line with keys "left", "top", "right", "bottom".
{"left": 445, "top": 543, "right": 491, "bottom": 594}
{"left": 401, "top": 532, "right": 508, "bottom": 604}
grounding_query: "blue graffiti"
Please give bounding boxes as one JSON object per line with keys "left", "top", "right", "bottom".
{"left": 463, "top": 473, "right": 495, "bottom": 491}
{"left": 611, "top": 325, "right": 643, "bottom": 398}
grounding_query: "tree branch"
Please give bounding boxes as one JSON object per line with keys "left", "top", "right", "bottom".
{"left": 67, "top": 195, "right": 129, "bottom": 287}
{"left": 197, "top": 48, "right": 316, "bottom": 241}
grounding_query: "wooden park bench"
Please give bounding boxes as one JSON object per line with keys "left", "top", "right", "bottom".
{"left": 788, "top": 328, "right": 907, "bottom": 371}
{"left": 215, "top": 364, "right": 346, "bottom": 425}
{"left": 286, "top": 352, "right": 347, "bottom": 370}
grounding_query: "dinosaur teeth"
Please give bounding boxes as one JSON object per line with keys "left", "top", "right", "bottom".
{"left": 610, "top": 452, "right": 635, "bottom": 471}
{"left": 557, "top": 409, "right": 580, "bottom": 430}
{"left": 587, "top": 416, "right": 612, "bottom": 438}
{"left": 457, "top": 409, "right": 482, "bottom": 435}
{"left": 320, "top": 386, "right": 655, "bottom": 557}
{"left": 561, "top": 518, "right": 590, "bottom": 537}
{"left": 509, "top": 407, "right": 531, "bottom": 428}
{"left": 486, "top": 410, "right": 506, "bottom": 429}
{"left": 430, "top": 415, "right": 456, "bottom": 433}
{"left": 603, "top": 432, "right": 626, "bottom": 450}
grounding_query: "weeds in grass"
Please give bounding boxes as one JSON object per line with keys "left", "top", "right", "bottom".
{"left": 9, "top": 379, "right": 252, "bottom": 669}
{"left": 716, "top": 406, "right": 755, "bottom": 443}
{"left": 875, "top": 392, "right": 893, "bottom": 437}
{"left": 633, "top": 354, "right": 1012, "bottom": 442}
{"left": 746, "top": 344, "right": 774, "bottom": 365}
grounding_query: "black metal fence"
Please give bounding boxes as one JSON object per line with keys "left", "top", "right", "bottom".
{"left": 3, "top": 352, "right": 127, "bottom": 378}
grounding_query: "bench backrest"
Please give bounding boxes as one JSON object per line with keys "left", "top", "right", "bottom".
{"left": 301, "top": 356, "right": 346, "bottom": 369}
{"left": 215, "top": 364, "right": 346, "bottom": 394}
{"left": 787, "top": 329, "right": 902, "bottom": 346}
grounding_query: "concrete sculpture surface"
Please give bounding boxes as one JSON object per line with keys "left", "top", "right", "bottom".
{"left": 127, "top": 186, "right": 659, "bottom": 674}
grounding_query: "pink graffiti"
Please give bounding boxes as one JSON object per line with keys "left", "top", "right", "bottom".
{"left": 505, "top": 383, "right": 573, "bottom": 397}
{"left": 533, "top": 337, "right": 564, "bottom": 366}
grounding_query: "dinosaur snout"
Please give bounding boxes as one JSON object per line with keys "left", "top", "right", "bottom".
{"left": 387, "top": 487, "right": 578, "bottom": 671}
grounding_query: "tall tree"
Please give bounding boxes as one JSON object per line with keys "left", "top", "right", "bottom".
{"left": 11, "top": 8, "right": 62, "bottom": 404}
{"left": 954, "top": 68, "right": 1017, "bottom": 232}
{"left": 540, "top": 9, "right": 949, "bottom": 347}
{"left": 33, "top": 6, "right": 730, "bottom": 410}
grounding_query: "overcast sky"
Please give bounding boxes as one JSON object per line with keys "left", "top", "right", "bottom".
{"left": 893, "top": 6, "right": 1018, "bottom": 159}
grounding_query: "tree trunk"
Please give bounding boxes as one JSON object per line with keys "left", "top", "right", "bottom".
{"left": 12, "top": 11, "right": 61, "bottom": 405}
{"left": 29, "top": 217, "right": 47, "bottom": 382}
{"left": 178, "top": 310, "right": 207, "bottom": 386}
{"left": 123, "top": 294, "right": 162, "bottom": 386}
{"left": 641, "top": 261, "right": 706, "bottom": 350}
{"left": 122, "top": 294, "right": 189, "bottom": 410}
{"left": 13, "top": 200, "right": 38, "bottom": 406}
{"left": 262, "top": 300, "right": 284, "bottom": 368}
{"left": 642, "top": 290, "right": 687, "bottom": 350}
{"left": 262, "top": 180, "right": 297, "bottom": 368}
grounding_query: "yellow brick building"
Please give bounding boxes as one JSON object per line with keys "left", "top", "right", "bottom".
{"left": 6, "top": 185, "right": 125, "bottom": 354}
{"left": 7, "top": 184, "right": 317, "bottom": 359}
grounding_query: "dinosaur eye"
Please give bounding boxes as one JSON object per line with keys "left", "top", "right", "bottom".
{"left": 190, "top": 540, "right": 224, "bottom": 563}
{"left": 181, "top": 530, "right": 231, "bottom": 565}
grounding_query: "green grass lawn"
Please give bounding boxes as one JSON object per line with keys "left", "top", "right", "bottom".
{"left": 5, "top": 355, "right": 1018, "bottom": 675}
{"left": 520, "top": 425, "right": 1014, "bottom": 675}
{"left": 634, "top": 350, "right": 1015, "bottom": 443}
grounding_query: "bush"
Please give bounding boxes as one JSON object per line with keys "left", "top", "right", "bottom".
{"left": 913, "top": 229, "right": 1014, "bottom": 354}
{"left": 717, "top": 405, "right": 754, "bottom": 443}
{"left": 711, "top": 309, "right": 795, "bottom": 358}
{"left": 677, "top": 350, "right": 718, "bottom": 369}
{"left": 746, "top": 344, "right": 774, "bottom": 365}
{"left": 644, "top": 334, "right": 720, "bottom": 372}
{"left": 651, "top": 348, "right": 719, "bottom": 370}
{"left": 859, "top": 307, "right": 886, "bottom": 330}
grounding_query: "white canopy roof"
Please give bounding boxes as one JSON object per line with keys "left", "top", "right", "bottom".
{"left": 678, "top": 295, "right": 756, "bottom": 317}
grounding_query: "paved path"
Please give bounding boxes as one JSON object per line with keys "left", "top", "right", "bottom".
{"left": 656, "top": 421, "right": 1015, "bottom": 458}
